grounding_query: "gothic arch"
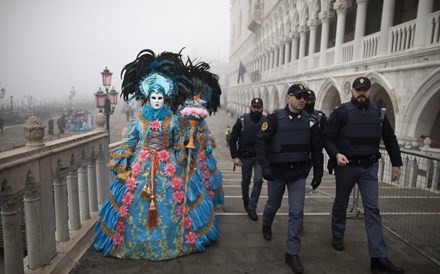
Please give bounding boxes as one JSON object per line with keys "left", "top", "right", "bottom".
{"left": 361, "top": 72, "right": 398, "bottom": 128}
{"left": 262, "top": 86, "right": 271, "bottom": 114}
{"left": 317, "top": 77, "right": 342, "bottom": 116}
{"left": 365, "top": 71, "right": 399, "bottom": 114}
{"left": 401, "top": 67, "right": 440, "bottom": 146}
{"left": 281, "top": 83, "right": 291, "bottom": 107}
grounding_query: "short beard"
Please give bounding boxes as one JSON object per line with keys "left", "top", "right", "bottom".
{"left": 250, "top": 111, "right": 262, "bottom": 122}
{"left": 353, "top": 96, "right": 370, "bottom": 109}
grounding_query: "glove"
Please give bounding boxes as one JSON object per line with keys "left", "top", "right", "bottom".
{"left": 311, "top": 177, "right": 322, "bottom": 190}
{"left": 205, "top": 145, "right": 213, "bottom": 154}
{"left": 262, "top": 167, "right": 274, "bottom": 181}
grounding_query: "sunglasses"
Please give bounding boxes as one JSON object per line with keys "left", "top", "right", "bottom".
{"left": 289, "top": 93, "right": 309, "bottom": 100}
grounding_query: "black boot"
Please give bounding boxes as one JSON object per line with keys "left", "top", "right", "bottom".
{"left": 243, "top": 200, "right": 249, "bottom": 212}
{"left": 285, "top": 253, "right": 304, "bottom": 274}
{"left": 262, "top": 225, "right": 272, "bottom": 241}
{"left": 248, "top": 208, "right": 258, "bottom": 221}
{"left": 371, "top": 257, "right": 404, "bottom": 273}
{"left": 332, "top": 238, "right": 344, "bottom": 251}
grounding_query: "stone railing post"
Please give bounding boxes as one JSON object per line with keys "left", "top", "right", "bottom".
{"left": 67, "top": 154, "right": 81, "bottom": 231}
{"left": 53, "top": 159, "right": 69, "bottom": 242}
{"left": 88, "top": 147, "right": 98, "bottom": 212}
{"left": 23, "top": 170, "right": 44, "bottom": 269}
{"left": 96, "top": 144, "right": 107, "bottom": 207}
{"left": 78, "top": 150, "right": 90, "bottom": 221}
{"left": 0, "top": 180, "right": 25, "bottom": 274}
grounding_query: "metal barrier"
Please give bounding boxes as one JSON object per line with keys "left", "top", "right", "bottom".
{"left": 347, "top": 146, "right": 440, "bottom": 266}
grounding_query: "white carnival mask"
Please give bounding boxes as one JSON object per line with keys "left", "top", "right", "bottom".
{"left": 150, "top": 92, "right": 164, "bottom": 110}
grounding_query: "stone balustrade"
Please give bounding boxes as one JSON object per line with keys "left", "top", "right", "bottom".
{"left": 0, "top": 114, "right": 114, "bottom": 274}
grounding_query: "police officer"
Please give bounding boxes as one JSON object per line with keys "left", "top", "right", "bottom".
{"left": 304, "top": 88, "right": 327, "bottom": 193}
{"left": 225, "top": 125, "right": 231, "bottom": 147}
{"left": 229, "top": 98, "right": 266, "bottom": 221}
{"left": 304, "top": 89, "right": 327, "bottom": 138}
{"left": 256, "top": 84, "right": 323, "bottom": 274}
{"left": 323, "top": 76, "right": 404, "bottom": 273}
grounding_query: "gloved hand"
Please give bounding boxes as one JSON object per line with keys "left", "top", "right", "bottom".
{"left": 311, "top": 177, "right": 322, "bottom": 190}
{"left": 262, "top": 167, "right": 274, "bottom": 181}
{"left": 205, "top": 145, "right": 213, "bottom": 154}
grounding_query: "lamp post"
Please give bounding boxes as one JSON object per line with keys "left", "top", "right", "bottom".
{"left": 0, "top": 87, "right": 5, "bottom": 114}
{"left": 94, "top": 67, "right": 118, "bottom": 135}
{"left": 70, "top": 86, "right": 76, "bottom": 109}
{"left": 9, "top": 96, "right": 13, "bottom": 115}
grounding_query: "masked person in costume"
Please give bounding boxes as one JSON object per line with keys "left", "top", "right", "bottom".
{"left": 94, "top": 49, "right": 221, "bottom": 261}
{"left": 176, "top": 59, "right": 224, "bottom": 209}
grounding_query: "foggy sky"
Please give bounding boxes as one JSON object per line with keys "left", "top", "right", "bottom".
{"left": 0, "top": 0, "right": 230, "bottom": 105}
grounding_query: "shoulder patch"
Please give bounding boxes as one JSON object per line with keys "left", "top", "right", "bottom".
{"left": 261, "top": 121, "right": 269, "bottom": 131}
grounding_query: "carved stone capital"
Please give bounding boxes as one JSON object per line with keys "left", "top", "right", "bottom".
{"left": 0, "top": 181, "right": 22, "bottom": 214}
{"left": 307, "top": 18, "right": 320, "bottom": 29}
{"left": 24, "top": 171, "right": 40, "bottom": 201}
{"left": 319, "top": 10, "right": 335, "bottom": 22}
{"left": 23, "top": 115, "right": 45, "bottom": 147}
{"left": 333, "top": 0, "right": 352, "bottom": 13}
{"left": 298, "top": 25, "right": 308, "bottom": 33}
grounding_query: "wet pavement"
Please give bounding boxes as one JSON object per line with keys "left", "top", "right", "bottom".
{"left": 1, "top": 108, "right": 439, "bottom": 273}
{"left": 69, "top": 109, "right": 440, "bottom": 274}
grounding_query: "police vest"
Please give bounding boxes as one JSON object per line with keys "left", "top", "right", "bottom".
{"left": 336, "top": 102, "right": 382, "bottom": 156}
{"left": 239, "top": 113, "right": 265, "bottom": 153}
{"left": 268, "top": 109, "right": 311, "bottom": 163}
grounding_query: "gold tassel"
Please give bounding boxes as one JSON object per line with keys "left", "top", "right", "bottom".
{"left": 147, "top": 196, "right": 158, "bottom": 229}
{"left": 141, "top": 184, "right": 151, "bottom": 200}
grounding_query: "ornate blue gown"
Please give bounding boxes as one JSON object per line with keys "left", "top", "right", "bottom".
{"left": 94, "top": 105, "right": 222, "bottom": 260}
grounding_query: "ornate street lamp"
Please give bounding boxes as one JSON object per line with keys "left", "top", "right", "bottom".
{"left": 9, "top": 96, "right": 13, "bottom": 115}
{"left": 0, "top": 88, "right": 5, "bottom": 115}
{"left": 94, "top": 67, "right": 118, "bottom": 134}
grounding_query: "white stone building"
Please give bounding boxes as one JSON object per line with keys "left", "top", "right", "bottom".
{"left": 226, "top": 0, "right": 440, "bottom": 149}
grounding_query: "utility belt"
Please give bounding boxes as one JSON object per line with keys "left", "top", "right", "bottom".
{"left": 272, "top": 160, "right": 310, "bottom": 170}
{"left": 240, "top": 151, "right": 257, "bottom": 158}
{"left": 347, "top": 153, "right": 381, "bottom": 166}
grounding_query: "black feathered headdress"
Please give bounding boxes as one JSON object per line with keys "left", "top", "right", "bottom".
{"left": 185, "top": 58, "right": 222, "bottom": 115}
{"left": 120, "top": 49, "right": 192, "bottom": 112}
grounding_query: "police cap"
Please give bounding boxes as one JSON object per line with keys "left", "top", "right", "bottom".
{"left": 352, "top": 77, "right": 371, "bottom": 90}
{"left": 287, "top": 84, "right": 307, "bottom": 96}
{"left": 251, "top": 98, "right": 263, "bottom": 107}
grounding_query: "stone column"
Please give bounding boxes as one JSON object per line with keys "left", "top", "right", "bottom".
{"left": 291, "top": 32, "right": 299, "bottom": 62}
{"left": 270, "top": 49, "right": 275, "bottom": 69}
{"left": 319, "top": 10, "right": 334, "bottom": 67}
{"left": 274, "top": 46, "right": 279, "bottom": 67}
{"left": 53, "top": 162, "right": 69, "bottom": 242}
{"left": 23, "top": 171, "right": 44, "bottom": 269}
{"left": 78, "top": 151, "right": 90, "bottom": 221}
{"left": 308, "top": 19, "right": 320, "bottom": 68}
{"left": 298, "top": 26, "right": 307, "bottom": 71}
{"left": 279, "top": 44, "right": 285, "bottom": 66}
{"left": 353, "top": 0, "right": 369, "bottom": 60}
{"left": 333, "top": 0, "right": 351, "bottom": 64}
{"left": 88, "top": 148, "right": 98, "bottom": 212}
{"left": 413, "top": 0, "right": 434, "bottom": 47}
{"left": 378, "top": 0, "right": 395, "bottom": 54}
{"left": 0, "top": 182, "right": 25, "bottom": 274}
{"left": 285, "top": 39, "right": 291, "bottom": 64}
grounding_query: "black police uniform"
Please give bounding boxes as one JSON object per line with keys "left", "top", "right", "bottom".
{"left": 229, "top": 112, "right": 267, "bottom": 212}
{"left": 256, "top": 105, "right": 323, "bottom": 255}
{"left": 324, "top": 98, "right": 402, "bottom": 258}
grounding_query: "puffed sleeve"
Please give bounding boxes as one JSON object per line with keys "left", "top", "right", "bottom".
{"left": 106, "top": 117, "right": 140, "bottom": 179}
